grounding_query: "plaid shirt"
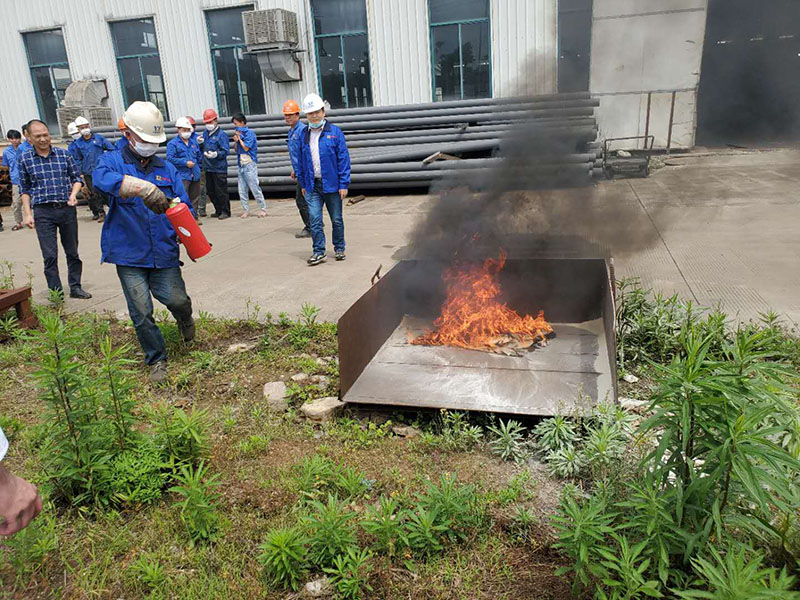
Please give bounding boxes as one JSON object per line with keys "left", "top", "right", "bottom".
{"left": 18, "top": 146, "right": 81, "bottom": 206}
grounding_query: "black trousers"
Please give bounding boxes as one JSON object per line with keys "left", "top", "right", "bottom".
{"left": 33, "top": 204, "right": 82, "bottom": 292}
{"left": 205, "top": 171, "right": 230, "bottom": 216}
{"left": 84, "top": 173, "right": 106, "bottom": 216}
{"left": 295, "top": 182, "right": 310, "bottom": 228}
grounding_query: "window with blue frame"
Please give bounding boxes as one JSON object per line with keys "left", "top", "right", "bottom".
{"left": 22, "top": 29, "right": 72, "bottom": 133}
{"left": 310, "top": 0, "right": 372, "bottom": 109}
{"left": 110, "top": 18, "right": 169, "bottom": 118}
{"left": 429, "top": 0, "right": 491, "bottom": 101}
{"left": 206, "top": 6, "right": 266, "bottom": 116}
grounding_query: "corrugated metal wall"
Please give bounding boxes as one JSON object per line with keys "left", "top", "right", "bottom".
{"left": 492, "top": 0, "right": 557, "bottom": 97}
{"left": 368, "top": 0, "right": 432, "bottom": 106}
{"left": 0, "top": 0, "right": 559, "bottom": 134}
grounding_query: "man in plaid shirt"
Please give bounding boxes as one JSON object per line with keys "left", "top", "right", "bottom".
{"left": 19, "top": 119, "right": 92, "bottom": 299}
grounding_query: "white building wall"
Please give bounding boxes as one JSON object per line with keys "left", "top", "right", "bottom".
{"left": 492, "top": 0, "right": 558, "bottom": 97}
{"left": 368, "top": 0, "right": 432, "bottom": 106}
{"left": 589, "top": 0, "right": 709, "bottom": 148}
{"left": 0, "top": 0, "right": 561, "bottom": 134}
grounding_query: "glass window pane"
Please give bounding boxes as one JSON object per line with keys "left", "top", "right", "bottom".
{"left": 460, "top": 22, "right": 490, "bottom": 99}
{"left": 212, "top": 47, "right": 241, "bottom": 116}
{"left": 311, "top": 0, "right": 367, "bottom": 35}
{"left": 430, "top": 0, "right": 489, "bottom": 25}
{"left": 317, "top": 37, "right": 346, "bottom": 108}
{"left": 432, "top": 24, "right": 461, "bottom": 101}
{"left": 31, "top": 66, "right": 59, "bottom": 133}
{"left": 118, "top": 57, "right": 145, "bottom": 104}
{"left": 207, "top": 6, "right": 253, "bottom": 47}
{"left": 140, "top": 55, "right": 168, "bottom": 118}
{"left": 111, "top": 18, "right": 158, "bottom": 57}
{"left": 24, "top": 29, "right": 68, "bottom": 65}
{"left": 343, "top": 35, "right": 371, "bottom": 108}
{"left": 237, "top": 49, "right": 266, "bottom": 114}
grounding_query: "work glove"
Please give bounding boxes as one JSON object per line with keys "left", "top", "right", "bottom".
{"left": 119, "top": 175, "right": 170, "bottom": 214}
{"left": 204, "top": 150, "right": 218, "bottom": 159}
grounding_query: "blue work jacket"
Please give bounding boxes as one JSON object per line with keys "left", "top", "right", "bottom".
{"left": 166, "top": 135, "right": 202, "bottom": 182}
{"left": 93, "top": 145, "right": 194, "bottom": 269}
{"left": 1, "top": 146, "right": 19, "bottom": 184}
{"left": 297, "top": 121, "right": 351, "bottom": 194}
{"left": 115, "top": 137, "right": 128, "bottom": 151}
{"left": 67, "top": 140, "right": 80, "bottom": 162}
{"left": 199, "top": 126, "right": 229, "bottom": 173}
{"left": 234, "top": 126, "right": 258, "bottom": 166}
{"left": 287, "top": 121, "right": 306, "bottom": 175}
{"left": 73, "top": 133, "right": 114, "bottom": 174}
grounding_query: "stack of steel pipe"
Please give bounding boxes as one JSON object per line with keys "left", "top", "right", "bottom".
{"left": 93, "top": 93, "right": 600, "bottom": 194}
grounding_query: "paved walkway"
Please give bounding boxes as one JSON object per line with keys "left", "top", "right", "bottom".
{"left": 0, "top": 148, "right": 798, "bottom": 325}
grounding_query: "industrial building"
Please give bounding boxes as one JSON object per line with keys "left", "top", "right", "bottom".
{"left": 0, "top": 1, "right": 796, "bottom": 149}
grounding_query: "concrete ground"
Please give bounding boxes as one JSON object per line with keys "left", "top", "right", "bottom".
{"left": 1, "top": 147, "right": 798, "bottom": 325}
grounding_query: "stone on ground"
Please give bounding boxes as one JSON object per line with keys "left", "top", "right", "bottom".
{"left": 392, "top": 425, "right": 421, "bottom": 439}
{"left": 262, "top": 381, "right": 289, "bottom": 412}
{"left": 303, "top": 576, "right": 333, "bottom": 597}
{"left": 300, "top": 397, "right": 344, "bottom": 422}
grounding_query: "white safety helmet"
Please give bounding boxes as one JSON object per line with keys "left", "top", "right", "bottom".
{"left": 67, "top": 121, "right": 78, "bottom": 136}
{"left": 301, "top": 93, "right": 325, "bottom": 114}
{"left": 174, "top": 116, "right": 192, "bottom": 130}
{"left": 74, "top": 116, "right": 90, "bottom": 127}
{"left": 122, "top": 101, "right": 166, "bottom": 143}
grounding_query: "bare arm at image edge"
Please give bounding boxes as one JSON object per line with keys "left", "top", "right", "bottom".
{"left": 0, "top": 426, "right": 43, "bottom": 536}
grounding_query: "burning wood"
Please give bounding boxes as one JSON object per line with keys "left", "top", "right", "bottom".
{"left": 411, "top": 250, "right": 553, "bottom": 355}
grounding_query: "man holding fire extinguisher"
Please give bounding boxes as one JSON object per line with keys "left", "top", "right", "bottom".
{"left": 93, "top": 101, "right": 197, "bottom": 384}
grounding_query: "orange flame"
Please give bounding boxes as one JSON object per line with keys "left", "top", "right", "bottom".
{"left": 412, "top": 250, "right": 553, "bottom": 351}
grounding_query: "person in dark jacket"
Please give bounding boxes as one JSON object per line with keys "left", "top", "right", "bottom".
{"left": 198, "top": 108, "right": 230, "bottom": 220}
{"left": 93, "top": 101, "right": 196, "bottom": 383}
{"left": 283, "top": 99, "right": 310, "bottom": 238}
{"left": 166, "top": 117, "right": 203, "bottom": 224}
{"left": 296, "top": 94, "right": 351, "bottom": 266}
{"left": 73, "top": 116, "right": 114, "bottom": 222}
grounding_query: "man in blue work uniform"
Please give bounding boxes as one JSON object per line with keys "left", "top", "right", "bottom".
{"left": 93, "top": 101, "right": 196, "bottom": 384}
{"left": 296, "top": 94, "right": 351, "bottom": 266}
{"left": 232, "top": 112, "right": 266, "bottom": 218}
{"left": 73, "top": 116, "right": 115, "bottom": 223}
{"left": 1, "top": 130, "right": 24, "bottom": 231}
{"left": 18, "top": 119, "right": 91, "bottom": 300}
{"left": 198, "top": 108, "right": 230, "bottom": 220}
{"left": 17, "top": 124, "right": 33, "bottom": 156}
{"left": 167, "top": 117, "right": 203, "bottom": 224}
{"left": 66, "top": 122, "right": 81, "bottom": 161}
{"left": 283, "top": 99, "right": 310, "bottom": 238}
{"left": 186, "top": 116, "right": 207, "bottom": 217}
{"left": 115, "top": 118, "right": 129, "bottom": 151}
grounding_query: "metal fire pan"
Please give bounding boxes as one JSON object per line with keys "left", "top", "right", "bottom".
{"left": 338, "top": 257, "right": 616, "bottom": 416}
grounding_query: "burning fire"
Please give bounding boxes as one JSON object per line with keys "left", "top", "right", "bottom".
{"left": 412, "top": 250, "right": 553, "bottom": 353}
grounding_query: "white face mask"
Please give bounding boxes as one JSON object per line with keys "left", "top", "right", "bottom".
{"left": 205, "top": 123, "right": 216, "bottom": 131}
{"left": 132, "top": 140, "right": 159, "bottom": 157}
{"left": 180, "top": 131, "right": 192, "bottom": 140}
{"left": 81, "top": 127, "right": 92, "bottom": 137}
{"left": 71, "top": 133, "right": 80, "bottom": 140}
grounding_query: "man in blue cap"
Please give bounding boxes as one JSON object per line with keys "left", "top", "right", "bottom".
{"left": 93, "top": 101, "right": 196, "bottom": 384}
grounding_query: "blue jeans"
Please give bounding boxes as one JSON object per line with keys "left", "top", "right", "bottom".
{"left": 237, "top": 161, "right": 266, "bottom": 213}
{"left": 116, "top": 266, "right": 193, "bottom": 365}
{"left": 306, "top": 180, "right": 345, "bottom": 255}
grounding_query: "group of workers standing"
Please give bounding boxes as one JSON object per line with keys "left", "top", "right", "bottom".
{"left": 0, "top": 91, "right": 352, "bottom": 380}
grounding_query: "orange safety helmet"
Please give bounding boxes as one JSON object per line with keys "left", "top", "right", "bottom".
{"left": 282, "top": 99, "right": 301, "bottom": 115}
{"left": 186, "top": 116, "right": 196, "bottom": 126}
{"left": 117, "top": 117, "right": 127, "bottom": 131}
{"left": 202, "top": 108, "right": 218, "bottom": 123}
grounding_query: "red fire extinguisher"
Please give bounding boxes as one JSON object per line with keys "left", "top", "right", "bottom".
{"left": 166, "top": 200, "right": 212, "bottom": 261}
